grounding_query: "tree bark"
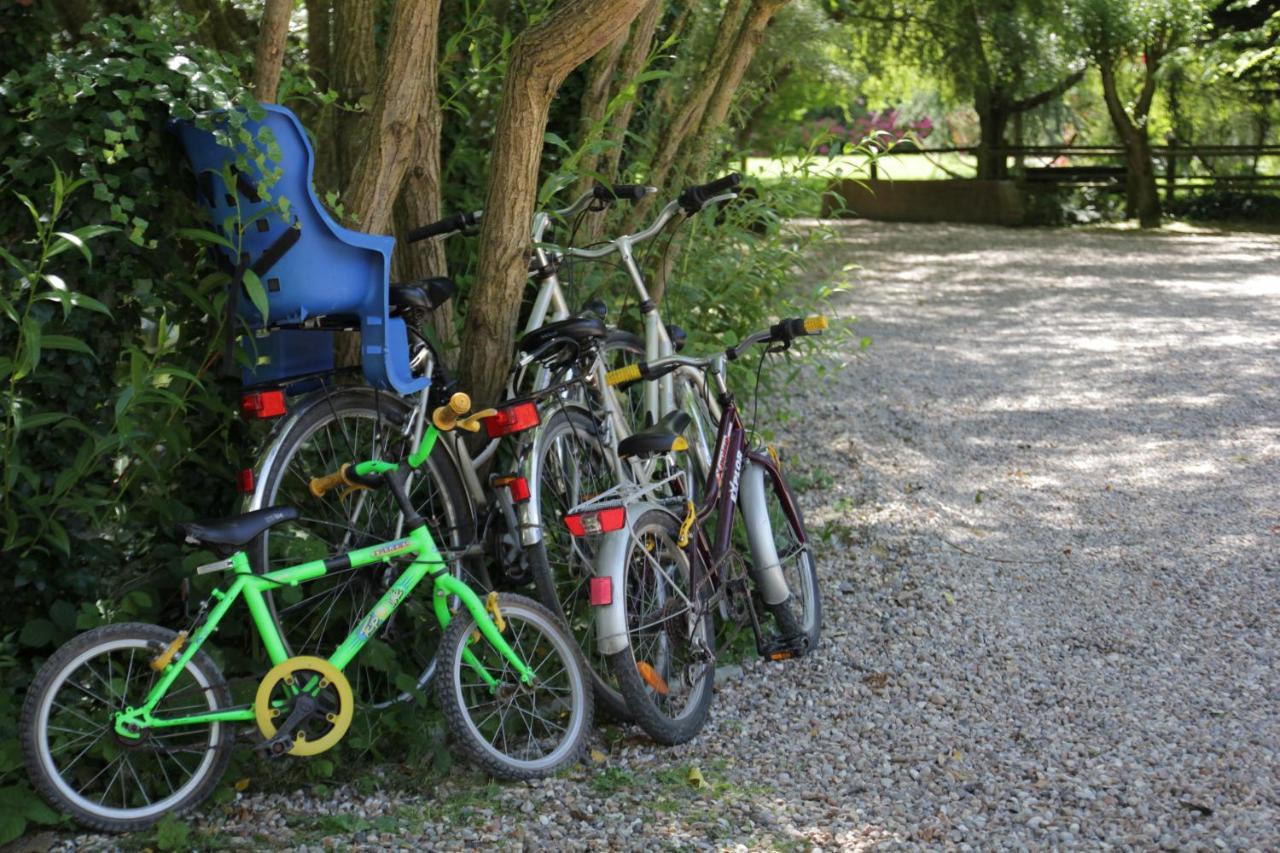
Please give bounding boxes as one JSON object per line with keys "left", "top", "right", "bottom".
{"left": 460, "top": 0, "right": 651, "bottom": 408}
{"left": 1098, "top": 60, "right": 1162, "bottom": 228}
{"left": 974, "top": 91, "right": 1009, "bottom": 180}
{"left": 327, "top": 0, "right": 379, "bottom": 199}
{"left": 343, "top": 0, "right": 443, "bottom": 234}
{"left": 252, "top": 0, "right": 293, "bottom": 104}
{"left": 306, "top": 0, "right": 332, "bottom": 87}
{"left": 392, "top": 42, "right": 454, "bottom": 362}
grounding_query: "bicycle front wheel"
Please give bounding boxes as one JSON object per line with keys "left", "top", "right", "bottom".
{"left": 750, "top": 458, "right": 823, "bottom": 654}
{"left": 250, "top": 387, "right": 476, "bottom": 708}
{"left": 21, "top": 623, "right": 234, "bottom": 832}
{"left": 436, "top": 593, "right": 592, "bottom": 779}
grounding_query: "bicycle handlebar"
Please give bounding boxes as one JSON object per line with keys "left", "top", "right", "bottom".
{"left": 411, "top": 183, "right": 655, "bottom": 244}
{"left": 604, "top": 315, "right": 828, "bottom": 389}
{"left": 406, "top": 211, "right": 482, "bottom": 244}
{"left": 678, "top": 172, "right": 741, "bottom": 215}
{"left": 593, "top": 183, "right": 656, "bottom": 203}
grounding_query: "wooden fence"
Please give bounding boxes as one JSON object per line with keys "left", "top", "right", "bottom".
{"left": 864, "top": 144, "right": 1280, "bottom": 197}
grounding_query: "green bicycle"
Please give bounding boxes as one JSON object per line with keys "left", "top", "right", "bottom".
{"left": 20, "top": 394, "right": 593, "bottom": 833}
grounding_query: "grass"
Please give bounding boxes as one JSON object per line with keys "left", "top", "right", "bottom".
{"left": 747, "top": 152, "right": 977, "bottom": 184}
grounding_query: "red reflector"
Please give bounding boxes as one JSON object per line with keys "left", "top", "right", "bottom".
{"left": 237, "top": 468, "right": 255, "bottom": 494}
{"left": 589, "top": 576, "right": 613, "bottom": 606}
{"left": 485, "top": 401, "right": 540, "bottom": 438}
{"left": 240, "top": 389, "right": 286, "bottom": 420}
{"left": 564, "top": 506, "right": 626, "bottom": 537}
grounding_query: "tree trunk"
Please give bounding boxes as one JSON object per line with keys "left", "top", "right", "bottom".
{"left": 328, "top": 0, "right": 379, "bottom": 199}
{"left": 675, "top": 0, "right": 790, "bottom": 182}
{"left": 343, "top": 0, "right": 443, "bottom": 234}
{"left": 598, "top": 0, "right": 665, "bottom": 181}
{"left": 625, "top": 0, "right": 749, "bottom": 231}
{"left": 1098, "top": 61, "right": 1162, "bottom": 228}
{"left": 974, "top": 95, "right": 1009, "bottom": 180}
{"left": 252, "top": 0, "right": 293, "bottom": 104}
{"left": 393, "top": 58, "right": 454, "bottom": 363}
{"left": 334, "top": 0, "right": 443, "bottom": 370}
{"left": 460, "top": 0, "right": 651, "bottom": 409}
{"left": 570, "top": 31, "right": 629, "bottom": 197}
{"left": 306, "top": 0, "right": 332, "bottom": 87}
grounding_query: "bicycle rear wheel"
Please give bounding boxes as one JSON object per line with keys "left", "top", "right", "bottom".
{"left": 21, "top": 624, "right": 234, "bottom": 832}
{"left": 525, "top": 406, "right": 632, "bottom": 720}
{"left": 250, "top": 387, "right": 476, "bottom": 708}
{"left": 608, "top": 508, "right": 716, "bottom": 745}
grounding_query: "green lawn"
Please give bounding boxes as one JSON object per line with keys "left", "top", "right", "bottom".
{"left": 745, "top": 152, "right": 977, "bottom": 183}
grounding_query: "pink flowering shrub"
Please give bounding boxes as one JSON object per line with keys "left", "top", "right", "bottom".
{"left": 801, "top": 109, "right": 934, "bottom": 154}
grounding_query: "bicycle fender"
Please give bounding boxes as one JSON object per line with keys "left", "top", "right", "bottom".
{"left": 592, "top": 526, "right": 632, "bottom": 656}
{"left": 738, "top": 460, "right": 790, "bottom": 606}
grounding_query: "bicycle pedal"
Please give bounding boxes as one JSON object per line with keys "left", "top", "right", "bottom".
{"left": 758, "top": 633, "right": 808, "bottom": 662}
{"left": 257, "top": 735, "right": 295, "bottom": 760}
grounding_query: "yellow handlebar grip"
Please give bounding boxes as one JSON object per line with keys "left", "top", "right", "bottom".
{"left": 803, "top": 315, "right": 828, "bottom": 334}
{"left": 606, "top": 363, "right": 642, "bottom": 387}
{"left": 309, "top": 463, "right": 351, "bottom": 498}
{"left": 433, "top": 392, "right": 471, "bottom": 430}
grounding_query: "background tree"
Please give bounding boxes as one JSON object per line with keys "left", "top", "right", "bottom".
{"left": 849, "top": 0, "right": 1086, "bottom": 179}
{"left": 1070, "top": 0, "right": 1208, "bottom": 226}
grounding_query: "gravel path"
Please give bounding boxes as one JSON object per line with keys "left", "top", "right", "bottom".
{"left": 54, "top": 222, "right": 1279, "bottom": 850}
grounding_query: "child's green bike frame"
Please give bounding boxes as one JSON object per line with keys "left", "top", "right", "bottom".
{"left": 112, "top": 424, "right": 530, "bottom": 740}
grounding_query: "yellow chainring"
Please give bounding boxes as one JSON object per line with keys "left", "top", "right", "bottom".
{"left": 254, "top": 656, "right": 354, "bottom": 756}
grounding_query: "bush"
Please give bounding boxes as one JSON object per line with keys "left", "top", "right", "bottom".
{"left": 1167, "top": 190, "right": 1280, "bottom": 223}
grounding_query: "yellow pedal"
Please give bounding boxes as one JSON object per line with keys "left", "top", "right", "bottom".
{"left": 150, "top": 631, "right": 188, "bottom": 671}
{"left": 606, "top": 363, "right": 641, "bottom": 387}
{"left": 677, "top": 500, "right": 696, "bottom": 548}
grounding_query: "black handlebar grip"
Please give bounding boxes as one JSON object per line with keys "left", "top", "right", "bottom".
{"left": 406, "top": 211, "right": 479, "bottom": 243}
{"left": 593, "top": 183, "right": 651, "bottom": 202}
{"left": 678, "top": 172, "right": 742, "bottom": 214}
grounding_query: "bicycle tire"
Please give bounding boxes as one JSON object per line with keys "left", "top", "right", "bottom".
{"left": 435, "top": 593, "right": 592, "bottom": 779}
{"left": 607, "top": 508, "right": 716, "bottom": 745}
{"left": 21, "top": 623, "right": 234, "bottom": 832}
{"left": 250, "top": 387, "right": 477, "bottom": 708}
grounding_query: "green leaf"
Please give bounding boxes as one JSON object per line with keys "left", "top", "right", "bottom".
{"left": 17, "top": 412, "right": 68, "bottom": 432}
{"left": 0, "top": 812, "right": 24, "bottom": 846}
{"left": 40, "top": 335, "right": 95, "bottom": 357}
{"left": 19, "top": 619, "right": 55, "bottom": 648}
{"left": 36, "top": 291, "right": 111, "bottom": 317}
{"left": 46, "top": 231, "right": 92, "bottom": 263}
{"left": 241, "top": 268, "right": 270, "bottom": 325}
{"left": 177, "top": 227, "right": 235, "bottom": 250}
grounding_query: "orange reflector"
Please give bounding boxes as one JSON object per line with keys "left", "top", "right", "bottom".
{"left": 493, "top": 475, "right": 530, "bottom": 502}
{"left": 564, "top": 506, "right": 626, "bottom": 537}
{"left": 769, "top": 651, "right": 794, "bottom": 662}
{"left": 636, "top": 661, "right": 669, "bottom": 695}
